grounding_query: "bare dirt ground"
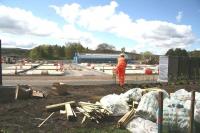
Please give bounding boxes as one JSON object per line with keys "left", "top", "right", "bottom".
{"left": 0, "top": 83, "right": 200, "bottom": 133}
{"left": 0, "top": 84, "right": 128, "bottom": 133}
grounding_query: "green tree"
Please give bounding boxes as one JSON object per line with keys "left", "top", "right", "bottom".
{"left": 189, "top": 50, "right": 200, "bottom": 57}
{"left": 65, "top": 42, "right": 86, "bottom": 59}
{"left": 59, "top": 46, "right": 65, "bottom": 58}
{"left": 141, "top": 51, "right": 153, "bottom": 60}
{"left": 165, "top": 48, "right": 188, "bottom": 57}
{"left": 96, "top": 43, "right": 115, "bottom": 53}
{"left": 121, "top": 47, "right": 125, "bottom": 53}
{"left": 166, "top": 49, "right": 175, "bottom": 56}
{"left": 47, "top": 45, "right": 53, "bottom": 59}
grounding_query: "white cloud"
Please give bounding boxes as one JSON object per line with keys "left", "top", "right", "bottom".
{"left": 0, "top": 2, "right": 196, "bottom": 54}
{"left": 0, "top": 34, "right": 37, "bottom": 48}
{"left": 54, "top": 24, "right": 102, "bottom": 49}
{"left": 51, "top": 2, "right": 195, "bottom": 54}
{"left": 0, "top": 5, "right": 102, "bottom": 49}
{"left": 0, "top": 5, "right": 60, "bottom": 36}
{"left": 176, "top": 11, "right": 183, "bottom": 22}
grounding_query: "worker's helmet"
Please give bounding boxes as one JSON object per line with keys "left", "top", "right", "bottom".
{"left": 119, "top": 53, "right": 124, "bottom": 57}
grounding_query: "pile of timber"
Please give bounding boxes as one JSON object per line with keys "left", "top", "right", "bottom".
{"left": 77, "top": 102, "right": 113, "bottom": 124}
{"left": 44, "top": 101, "right": 112, "bottom": 126}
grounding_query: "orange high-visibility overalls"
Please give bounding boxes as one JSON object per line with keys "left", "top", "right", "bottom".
{"left": 116, "top": 57, "right": 127, "bottom": 86}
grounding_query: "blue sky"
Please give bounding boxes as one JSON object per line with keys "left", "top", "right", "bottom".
{"left": 0, "top": 0, "right": 199, "bottom": 54}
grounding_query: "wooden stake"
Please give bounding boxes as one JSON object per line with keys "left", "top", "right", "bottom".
{"left": 15, "top": 85, "right": 19, "bottom": 100}
{"left": 158, "top": 91, "right": 163, "bottom": 133}
{"left": 189, "top": 91, "right": 195, "bottom": 133}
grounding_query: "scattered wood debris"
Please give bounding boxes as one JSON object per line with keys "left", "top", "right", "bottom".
{"left": 77, "top": 101, "right": 113, "bottom": 124}
{"left": 32, "top": 90, "right": 44, "bottom": 98}
{"left": 0, "top": 84, "right": 46, "bottom": 102}
{"left": 15, "top": 84, "right": 47, "bottom": 99}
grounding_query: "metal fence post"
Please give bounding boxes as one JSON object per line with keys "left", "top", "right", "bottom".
{"left": 189, "top": 91, "right": 195, "bottom": 133}
{"left": 158, "top": 91, "right": 163, "bottom": 133}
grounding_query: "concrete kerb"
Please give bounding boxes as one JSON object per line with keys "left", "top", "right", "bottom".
{"left": 58, "top": 79, "right": 158, "bottom": 86}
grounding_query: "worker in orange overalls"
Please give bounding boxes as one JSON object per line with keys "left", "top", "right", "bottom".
{"left": 116, "top": 53, "right": 127, "bottom": 88}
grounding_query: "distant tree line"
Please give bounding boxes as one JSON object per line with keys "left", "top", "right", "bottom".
{"left": 165, "top": 48, "right": 200, "bottom": 57}
{"left": 3, "top": 43, "right": 200, "bottom": 63}
{"left": 29, "top": 43, "right": 90, "bottom": 60}
{"left": 28, "top": 42, "right": 117, "bottom": 60}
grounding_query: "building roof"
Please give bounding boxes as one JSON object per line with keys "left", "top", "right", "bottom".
{"left": 77, "top": 53, "right": 129, "bottom": 59}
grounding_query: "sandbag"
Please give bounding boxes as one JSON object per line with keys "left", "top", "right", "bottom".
{"left": 170, "top": 89, "right": 190, "bottom": 106}
{"left": 171, "top": 89, "right": 200, "bottom": 123}
{"left": 162, "top": 99, "right": 190, "bottom": 133}
{"left": 195, "top": 101, "right": 200, "bottom": 123}
{"left": 126, "top": 117, "right": 157, "bottom": 133}
{"left": 195, "top": 92, "right": 200, "bottom": 123}
{"left": 119, "top": 88, "right": 142, "bottom": 102}
{"left": 100, "top": 94, "right": 129, "bottom": 116}
{"left": 136, "top": 90, "right": 169, "bottom": 121}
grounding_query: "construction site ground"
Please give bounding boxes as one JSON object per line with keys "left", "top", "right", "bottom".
{"left": 1, "top": 64, "right": 200, "bottom": 133}
{"left": 2, "top": 63, "right": 158, "bottom": 86}
{"left": 1, "top": 83, "right": 200, "bottom": 133}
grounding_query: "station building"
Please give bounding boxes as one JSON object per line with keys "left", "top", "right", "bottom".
{"left": 73, "top": 53, "right": 132, "bottom": 64}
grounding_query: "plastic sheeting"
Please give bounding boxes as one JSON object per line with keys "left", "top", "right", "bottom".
{"left": 126, "top": 117, "right": 157, "bottom": 133}
{"left": 136, "top": 90, "right": 169, "bottom": 121}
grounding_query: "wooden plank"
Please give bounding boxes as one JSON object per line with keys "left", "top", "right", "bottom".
{"left": 46, "top": 101, "right": 75, "bottom": 112}
{"left": 37, "top": 112, "right": 54, "bottom": 127}
{"left": 72, "top": 109, "right": 77, "bottom": 117}
{"left": 117, "top": 108, "right": 135, "bottom": 128}
{"left": 65, "top": 103, "right": 74, "bottom": 121}
{"left": 60, "top": 110, "right": 66, "bottom": 114}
